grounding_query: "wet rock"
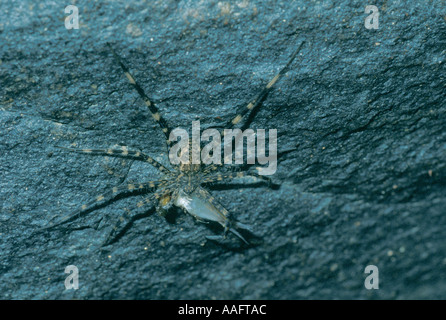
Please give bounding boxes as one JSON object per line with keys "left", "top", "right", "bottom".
{"left": 1, "top": 0, "right": 445, "bottom": 299}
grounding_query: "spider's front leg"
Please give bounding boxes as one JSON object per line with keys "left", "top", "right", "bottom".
{"left": 225, "top": 40, "right": 306, "bottom": 131}
{"left": 107, "top": 43, "right": 175, "bottom": 153}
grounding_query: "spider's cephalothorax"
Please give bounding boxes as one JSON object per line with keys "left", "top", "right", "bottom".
{"left": 42, "top": 41, "right": 305, "bottom": 245}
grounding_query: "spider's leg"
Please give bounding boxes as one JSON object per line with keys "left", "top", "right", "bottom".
{"left": 201, "top": 170, "right": 272, "bottom": 186}
{"left": 107, "top": 43, "right": 173, "bottom": 151}
{"left": 201, "top": 164, "right": 232, "bottom": 175}
{"left": 40, "top": 180, "right": 167, "bottom": 231}
{"left": 56, "top": 145, "right": 171, "bottom": 174}
{"left": 225, "top": 40, "right": 305, "bottom": 131}
{"left": 102, "top": 193, "right": 157, "bottom": 246}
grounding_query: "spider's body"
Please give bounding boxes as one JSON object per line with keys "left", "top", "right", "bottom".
{"left": 42, "top": 41, "right": 305, "bottom": 246}
{"left": 56, "top": 142, "right": 258, "bottom": 244}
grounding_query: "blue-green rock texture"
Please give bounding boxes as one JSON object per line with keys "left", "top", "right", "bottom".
{"left": 1, "top": 0, "right": 445, "bottom": 299}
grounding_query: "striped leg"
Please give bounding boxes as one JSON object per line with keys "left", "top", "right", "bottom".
{"left": 56, "top": 145, "right": 171, "bottom": 175}
{"left": 40, "top": 180, "right": 167, "bottom": 231}
{"left": 201, "top": 164, "right": 224, "bottom": 175}
{"left": 103, "top": 194, "right": 157, "bottom": 246}
{"left": 226, "top": 40, "right": 305, "bottom": 131}
{"left": 201, "top": 170, "right": 272, "bottom": 186}
{"left": 107, "top": 43, "right": 173, "bottom": 150}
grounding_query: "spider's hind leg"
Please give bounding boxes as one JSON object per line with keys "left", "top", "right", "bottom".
{"left": 39, "top": 180, "right": 165, "bottom": 233}
{"left": 102, "top": 194, "right": 156, "bottom": 246}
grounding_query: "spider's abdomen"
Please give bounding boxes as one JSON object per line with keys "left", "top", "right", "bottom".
{"left": 174, "top": 189, "right": 226, "bottom": 225}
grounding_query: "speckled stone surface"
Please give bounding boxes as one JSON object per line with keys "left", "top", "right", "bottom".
{"left": 1, "top": 0, "right": 445, "bottom": 299}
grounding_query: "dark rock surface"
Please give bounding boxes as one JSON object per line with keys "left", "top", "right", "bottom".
{"left": 1, "top": 0, "right": 445, "bottom": 299}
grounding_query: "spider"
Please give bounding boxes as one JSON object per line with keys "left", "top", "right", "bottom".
{"left": 41, "top": 40, "right": 305, "bottom": 246}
